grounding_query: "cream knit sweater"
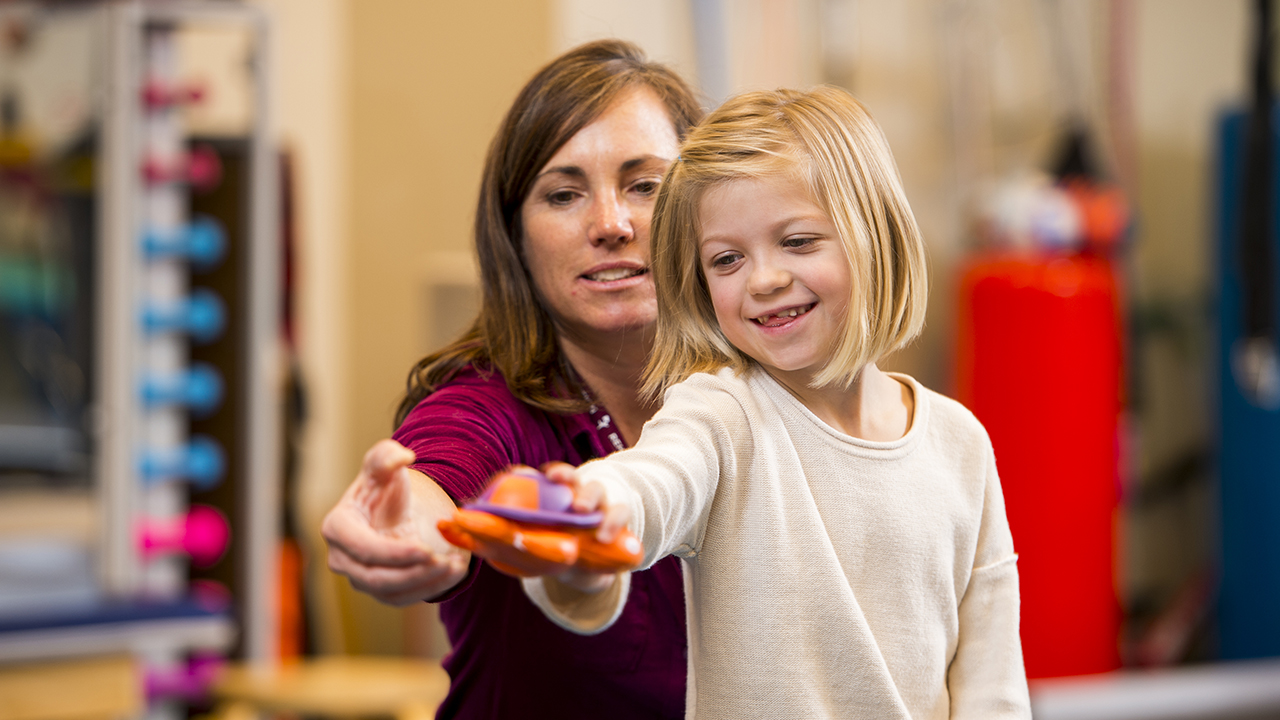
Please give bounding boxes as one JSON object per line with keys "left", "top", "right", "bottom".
{"left": 525, "top": 368, "right": 1031, "bottom": 719}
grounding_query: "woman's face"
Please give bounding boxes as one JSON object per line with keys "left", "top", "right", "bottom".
{"left": 520, "top": 86, "right": 680, "bottom": 345}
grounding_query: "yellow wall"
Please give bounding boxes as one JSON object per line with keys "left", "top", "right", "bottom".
{"left": 340, "top": 0, "right": 553, "bottom": 654}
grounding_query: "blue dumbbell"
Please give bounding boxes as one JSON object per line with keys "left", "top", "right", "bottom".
{"left": 139, "top": 435, "right": 226, "bottom": 489}
{"left": 140, "top": 363, "right": 223, "bottom": 415}
{"left": 141, "top": 217, "right": 226, "bottom": 270}
{"left": 141, "top": 289, "right": 226, "bottom": 343}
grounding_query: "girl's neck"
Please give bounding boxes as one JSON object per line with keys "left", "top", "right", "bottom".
{"left": 771, "top": 362, "right": 914, "bottom": 442}
{"left": 558, "top": 328, "right": 660, "bottom": 446}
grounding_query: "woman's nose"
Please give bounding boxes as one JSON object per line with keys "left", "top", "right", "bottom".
{"left": 589, "top": 192, "right": 634, "bottom": 246}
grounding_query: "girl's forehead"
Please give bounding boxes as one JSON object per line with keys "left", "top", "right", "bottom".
{"left": 695, "top": 174, "right": 825, "bottom": 230}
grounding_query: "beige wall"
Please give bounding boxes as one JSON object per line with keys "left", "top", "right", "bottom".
{"left": 247, "top": 0, "right": 353, "bottom": 656}
{"left": 339, "top": 0, "right": 553, "bottom": 654}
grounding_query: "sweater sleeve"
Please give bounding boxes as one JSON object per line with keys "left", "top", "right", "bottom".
{"left": 523, "top": 374, "right": 742, "bottom": 634}
{"left": 947, "top": 447, "right": 1032, "bottom": 719}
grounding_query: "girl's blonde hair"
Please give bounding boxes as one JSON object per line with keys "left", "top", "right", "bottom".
{"left": 643, "top": 86, "right": 928, "bottom": 399}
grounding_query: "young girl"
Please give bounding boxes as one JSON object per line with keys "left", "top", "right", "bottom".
{"left": 508, "top": 86, "right": 1030, "bottom": 718}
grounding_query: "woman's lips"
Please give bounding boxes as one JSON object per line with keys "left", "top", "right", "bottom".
{"left": 581, "top": 266, "right": 649, "bottom": 282}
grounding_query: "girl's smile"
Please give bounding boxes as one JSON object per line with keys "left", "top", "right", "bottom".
{"left": 698, "top": 174, "right": 852, "bottom": 392}
{"left": 752, "top": 302, "right": 815, "bottom": 327}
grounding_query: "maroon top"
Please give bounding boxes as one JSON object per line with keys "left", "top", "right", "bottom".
{"left": 393, "top": 365, "right": 687, "bottom": 719}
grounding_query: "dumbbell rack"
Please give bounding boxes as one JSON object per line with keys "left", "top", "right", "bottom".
{"left": 96, "top": 0, "right": 279, "bottom": 665}
{"left": 0, "top": 1, "right": 279, "bottom": 716}
{"left": 0, "top": 2, "right": 278, "bottom": 714}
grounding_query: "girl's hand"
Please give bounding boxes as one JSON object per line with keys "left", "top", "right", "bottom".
{"left": 541, "top": 461, "right": 633, "bottom": 594}
{"left": 541, "top": 461, "right": 632, "bottom": 545}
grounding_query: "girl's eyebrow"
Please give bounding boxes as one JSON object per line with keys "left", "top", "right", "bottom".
{"left": 701, "top": 213, "right": 830, "bottom": 245}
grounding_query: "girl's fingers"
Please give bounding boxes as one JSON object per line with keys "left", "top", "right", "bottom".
{"left": 536, "top": 463, "right": 627, "bottom": 542}
{"left": 598, "top": 502, "right": 631, "bottom": 544}
{"left": 541, "top": 461, "right": 578, "bottom": 485}
{"left": 573, "top": 481, "right": 605, "bottom": 514}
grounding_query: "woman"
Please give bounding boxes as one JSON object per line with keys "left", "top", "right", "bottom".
{"left": 321, "top": 40, "right": 701, "bottom": 719}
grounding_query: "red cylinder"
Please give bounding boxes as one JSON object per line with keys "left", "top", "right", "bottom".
{"left": 956, "top": 252, "right": 1123, "bottom": 678}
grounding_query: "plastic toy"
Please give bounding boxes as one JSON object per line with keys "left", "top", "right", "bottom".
{"left": 437, "top": 467, "right": 643, "bottom": 577}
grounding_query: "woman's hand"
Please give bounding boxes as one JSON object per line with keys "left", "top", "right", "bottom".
{"left": 321, "top": 439, "right": 470, "bottom": 606}
{"left": 540, "top": 461, "right": 632, "bottom": 594}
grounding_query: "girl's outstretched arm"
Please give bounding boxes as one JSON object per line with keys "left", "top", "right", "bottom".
{"left": 523, "top": 374, "right": 739, "bottom": 635}
{"left": 518, "top": 462, "right": 637, "bottom": 634}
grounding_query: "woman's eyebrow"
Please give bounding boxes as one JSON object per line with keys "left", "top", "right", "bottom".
{"left": 620, "top": 154, "right": 670, "bottom": 172}
{"left": 536, "top": 165, "right": 585, "bottom": 180}
{"left": 536, "top": 154, "right": 669, "bottom": 180}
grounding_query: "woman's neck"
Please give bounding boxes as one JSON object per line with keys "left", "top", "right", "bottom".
{"left": 772, "top": 362, "right": 914, "bottom": 442}
{"left": 558, "top": 329, "right": 659, "bottom": 446}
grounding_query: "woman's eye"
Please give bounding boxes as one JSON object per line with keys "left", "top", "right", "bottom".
{"left": 547, "top": 190, "right": 578, "bottom": 205}
{"left": 632, "top": 179, "right": 660, "bottom": 196}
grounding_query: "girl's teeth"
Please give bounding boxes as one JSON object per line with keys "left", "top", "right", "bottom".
{"left": 757, "top": 306, "right": 810, "bottom": 323}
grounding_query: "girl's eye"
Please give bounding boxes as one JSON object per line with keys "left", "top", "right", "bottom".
{"left": 783, "top": 236, "right": 818, "bottom": 250}
{"left": 709, "top": 252, "right": 742, "bottom": 269}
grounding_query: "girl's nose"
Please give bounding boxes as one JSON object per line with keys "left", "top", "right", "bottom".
{"left": 747, "top": 260, "right": 791, "bottom": 295}
{"left": 589, "top": 192, "right": 634, "bottom": 246}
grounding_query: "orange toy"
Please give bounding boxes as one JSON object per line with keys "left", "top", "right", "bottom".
{"left": 436, "top": 467, "right": 643, "bottom": 578}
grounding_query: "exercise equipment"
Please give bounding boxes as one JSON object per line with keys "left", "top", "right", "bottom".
{"left": 1214, "top": 0, "right": 1280, "bottom": 660}
{"left": 138, "top": 436, "right": 225, "bottom": 490}
{"left": 957, "top": 252, "right": 1123, "bottom": 678}
{"left": 141, "top": 79, "right": 206, "bottom": 109}
{"left": 137, "top": 505, "right": 230, "bottom": 569}
{"left": 140, "top": 363, "right": 224, "bottom": 415}
{"left": 141, "top": 217, "right": 227, "bottom": 270}
{"left": 141, "top": 288, "right": 226, "bottom": 343}
{"left": 142, "top": 146, "right": 222, "bottom": 190}
{"left": 145, "top": 655, "right": 223, "bottom": 702}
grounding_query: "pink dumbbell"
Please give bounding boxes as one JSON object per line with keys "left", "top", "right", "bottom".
{"left": 137, "top": 504, "right": 230, "bottom": 568}
{"left": 142, "top": 146, "right": 222, "bottom": 190}
{"left": 141, "top": 79, "right": 207, "bottom": 109}
{"left": 145, "top": 655, "right": 224, "bottom": 702}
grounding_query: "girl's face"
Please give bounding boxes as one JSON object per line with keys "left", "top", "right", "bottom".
{"left": 520, "top": 87, "right": 679, "bottom": 345}
{"left": 698, "top": 174, "right": 852, "bottom": 390}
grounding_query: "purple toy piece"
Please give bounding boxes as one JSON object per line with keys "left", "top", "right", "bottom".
{"left": 467, "top": 467, "right": 605, "bottom": 528}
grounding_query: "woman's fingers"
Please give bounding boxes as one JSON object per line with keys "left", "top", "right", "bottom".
{"left": 323, "top": 506, "right": 432, "bottom": 566}
{"left": 362, "top": 439, "right": 417, "bottom": 486}
{"left": 338, "top": 550, "right": 469, "bottom": 606}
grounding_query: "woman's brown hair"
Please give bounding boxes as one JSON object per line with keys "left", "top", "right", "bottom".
{"left": 395, "top": 39, "right": 703, "bottom": 427}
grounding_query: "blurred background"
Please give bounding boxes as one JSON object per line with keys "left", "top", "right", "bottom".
{"left": 0, "top": 1, "right": 1277, "bottom": 719}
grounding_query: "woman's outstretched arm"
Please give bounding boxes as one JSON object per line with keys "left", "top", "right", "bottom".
{"left": 321, "top": 439, "right": 471, "bottom": 605}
